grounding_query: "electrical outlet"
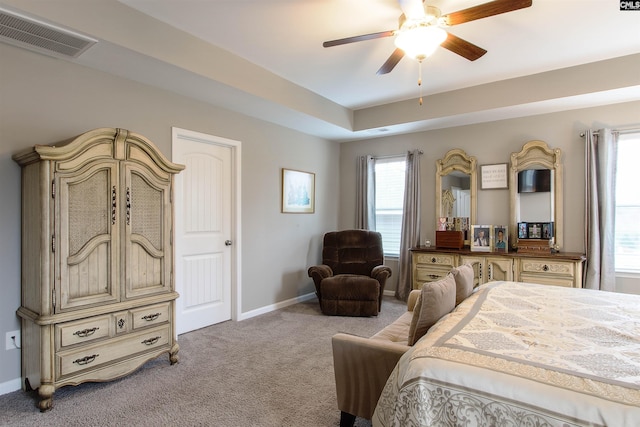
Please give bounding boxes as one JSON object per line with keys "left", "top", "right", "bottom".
{"left": 5, "top": 330, "right": 20, "bottom": 350}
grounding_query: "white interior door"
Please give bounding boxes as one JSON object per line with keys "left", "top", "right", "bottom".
{"left": 173, "top": 128, "right": 238, "bottom": 334}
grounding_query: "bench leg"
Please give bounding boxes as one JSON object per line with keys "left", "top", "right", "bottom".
{"left": 340, "top": 411, "right": 356, "bottom": 427}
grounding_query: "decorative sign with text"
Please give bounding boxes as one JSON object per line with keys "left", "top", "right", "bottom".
{"left": 481, "top": 163, "right": 508, "bottom": 189}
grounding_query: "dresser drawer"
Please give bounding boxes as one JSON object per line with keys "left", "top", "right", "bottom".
{"left": 519, "top": 273, "right": 575, "bottom": 288}
{"left": 57, "top": 315, "right": 111, "bottom": 348}
{"left": 413, "top": 253, "right": 456, "bottom": 268}
{"left": 57, "top": 324, "right": 170, "bottom": 377}
{"left": 519, "top": 259, "right": 575, "bottom": 277}
{"left": 131, "top": 303, "right": 170, "bottom": 330}
{"left": 415, "top": 266, "right": 452, "bottom": 284}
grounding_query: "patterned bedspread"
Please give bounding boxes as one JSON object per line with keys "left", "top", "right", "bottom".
{"left": 373, "top": 281, "right": 640, "bottom": 426}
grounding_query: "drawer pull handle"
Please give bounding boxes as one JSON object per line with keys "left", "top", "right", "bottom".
{"left": 73, "top": 327, "right": 99, "bottom": 338}
{"left": 543, "top": 264, "right": 549, "bottom": 272}
{"left": 73, "top": 354, "right": 99, "bottom": 365}
{"left": 142, "top": 313, "right": 161, "bottom": 321}
{"left": 142, "top": 336, "right": 161, "bottom": 346}
{"left": 431, "top": 257, "right": 437, "bottom": 263}
{"left": 428, "top": 274, "right": 440, "bottom": 279}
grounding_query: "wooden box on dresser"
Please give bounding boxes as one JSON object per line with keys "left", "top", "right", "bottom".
{"left": 411, "top": 247, "right": 586, "bottom": 290}
{"left": 12, "top": 128, "right": 184, "bottom": 411}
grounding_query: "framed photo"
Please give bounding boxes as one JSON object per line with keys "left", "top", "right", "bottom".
{"left": 470, "top": 225, "right": 492, "bottom": 252}
{"left": 518, "top": 222, "right": 528, "bottom": 239}
{"left": 281, "top": 168, "right": 315, "bottom": 213}
{"left": 493, "top": 225, "right": 508, "bottom": 252}
{"left": 480, "top": 163, "right": 509, "bottom": 190}
{"left": 528, "top": 222, "right": 542, "bottom": 239}
{"left": 542, "top": 222, "right": 554, "bottom": 240}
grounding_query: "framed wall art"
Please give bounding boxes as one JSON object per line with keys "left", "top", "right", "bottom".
{"left": 480, "top": 163, "right": 508, "bottom": 190}
{"left": 281, "top": 168, "right": 315, "bottom": 213}
{"left": 470, "top": 225, "right": 492, "bottom": 252}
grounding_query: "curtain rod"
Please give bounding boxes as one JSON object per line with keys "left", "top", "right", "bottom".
{"left": 580, "top": 127, "right": 640, "bottom": 137}
{"left": 372, "top": 150, "right": 423, "bottom": 160}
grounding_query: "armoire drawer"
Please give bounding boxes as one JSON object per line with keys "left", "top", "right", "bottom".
{"left": 57, "top": 315, "right": 112, "bottom": 348}
{"left": 131, "top": 302, "right": 170, "bottom": 330}
{"left": 57, "top": 324, "right": 171, "bottom": 378}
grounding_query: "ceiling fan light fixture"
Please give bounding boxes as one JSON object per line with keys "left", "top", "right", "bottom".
{"left": 394, "top": 25, "right": 447, "bottom": 61}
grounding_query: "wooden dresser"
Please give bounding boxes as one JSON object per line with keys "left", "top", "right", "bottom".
{"left": 411, "top": 247, "right": 585, "bottom": 289}
{"left": 13, "top": 128, "right": 184, "bottom": 411}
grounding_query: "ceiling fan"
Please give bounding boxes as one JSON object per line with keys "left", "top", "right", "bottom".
{"left": 323, "top": 0, "right": 533, "bottom": 75}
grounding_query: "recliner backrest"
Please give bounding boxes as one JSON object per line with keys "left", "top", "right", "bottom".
{"left": 322, "top": 230, "right": 384, "bottom": 276}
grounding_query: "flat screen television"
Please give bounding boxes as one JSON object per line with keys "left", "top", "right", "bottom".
{"left": 518, "top": 169, "right": 551, "bottom": 193}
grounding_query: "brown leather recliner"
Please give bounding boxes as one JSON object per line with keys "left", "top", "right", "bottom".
{"left": 308, "top": 230, "right": 392, "bottom": 316}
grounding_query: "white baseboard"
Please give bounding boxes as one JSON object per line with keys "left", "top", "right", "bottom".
{"left": 238, "top": 292, "right": 316, "bottom": 321}
{"left": 0, "top": 377, "right": 21, "bottom": 396}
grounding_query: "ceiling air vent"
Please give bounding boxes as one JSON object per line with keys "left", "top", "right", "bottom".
{"left": 0, "top": 7, "right": 97, "bottom": 58}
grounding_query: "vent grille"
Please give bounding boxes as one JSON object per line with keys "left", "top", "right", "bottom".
{"left": 0, "top": 8, "right": 97, "bottom": 58}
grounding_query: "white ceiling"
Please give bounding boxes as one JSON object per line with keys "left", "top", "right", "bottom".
{"left": 3, "top": 0, "right": 640, "bottom": 141}
{"left": 120, "top": 0, "right": 640, "bottom": 109}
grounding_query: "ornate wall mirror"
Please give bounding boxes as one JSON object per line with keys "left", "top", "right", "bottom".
{"left": 509, "top": 140, "right": 563, "bottom": 250}
{"left": 435, "top": 149, "right": 477, "bottom": 244}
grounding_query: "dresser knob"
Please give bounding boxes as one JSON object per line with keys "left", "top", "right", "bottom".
{"left": 543, "top": 264, "right": 549, "bottom": 272}
{"left": 431, "top": 257, "right": 436, "bottom": 263}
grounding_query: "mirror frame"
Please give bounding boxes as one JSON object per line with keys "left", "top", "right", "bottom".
{"left": 509, "top": 140, "right": 563, "bottom": 251}
{"left": 436, "top": 149, "right": 477, "bottom": 244}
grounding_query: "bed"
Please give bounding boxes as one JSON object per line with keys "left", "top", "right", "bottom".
{"left": 373, "top": 281, "right": 640, "bottom": 426}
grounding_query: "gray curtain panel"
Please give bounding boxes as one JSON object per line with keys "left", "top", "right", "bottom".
{"left": 584, "top": 128, "right": 617, "bottom": 291}
{"left": 396, "top": 150, "right": 422, "bottom": 301}
{"left": 355, "top": 155, "right": 375, "bottom": 230}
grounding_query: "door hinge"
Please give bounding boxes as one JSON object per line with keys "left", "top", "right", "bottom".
{"left": 51, "top": 235, "right": 55, "bottom": 252}
{"left": 51, "top": 180, "right": 55, "bottom": 198}
{"left": 52, "top": 289, "right": 56, "bottom": 310}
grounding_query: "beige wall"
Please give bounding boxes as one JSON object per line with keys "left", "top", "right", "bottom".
{"left": 339, "top": 101, "right": 640, "bottom": 293}
{"left": 1, "top": 39, "right": 639, "bottom": 390}
{"left": 0, "top": 43, "right": 339, "bottom": 387}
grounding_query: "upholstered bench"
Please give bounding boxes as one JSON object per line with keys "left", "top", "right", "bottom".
{"left": 331, "top": 263, "right": 475, "bottom": 427}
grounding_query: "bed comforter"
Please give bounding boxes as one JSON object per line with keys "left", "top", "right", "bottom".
{"left": 373, "top": 281, "right": 640, "bottom": 426}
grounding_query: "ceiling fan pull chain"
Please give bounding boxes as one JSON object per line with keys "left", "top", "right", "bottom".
{"left": 418, "top": 60, "right": 423, "bottom": 106}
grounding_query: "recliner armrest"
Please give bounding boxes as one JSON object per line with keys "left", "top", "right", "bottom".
{"left": 308, "top": 264, "right": 333, "bottom": 294}
{"left": 370, "top": 265, "right": 392, "bottom": 282}
{"left": 332, "top": 332, "right": 409, "bottom": 421}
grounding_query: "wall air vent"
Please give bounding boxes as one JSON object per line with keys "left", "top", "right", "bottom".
{"left": 0, "top": 7, "right": 97, "bottom": 58}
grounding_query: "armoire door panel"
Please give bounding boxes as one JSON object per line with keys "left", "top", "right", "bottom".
{"left": 124, "top": 163, "right": 172, "bottom": 299}
{"left": 57, "top": 162, "right": 120, "bottom": 311}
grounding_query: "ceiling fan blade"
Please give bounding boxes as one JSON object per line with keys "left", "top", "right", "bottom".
{"left": 377, "top": 48, "right": 405, "bottom": 75}
{"left": 397, "top": 0, "right": 426, "bottom": 21}
{"left": 323, "top": 30, "right": 395, "bottom": 48}
{"left": 443, "top": 0, "right": 532, "bottom": 26}
{"left": 441, "top": 33, "right": 487, "bottom": 61}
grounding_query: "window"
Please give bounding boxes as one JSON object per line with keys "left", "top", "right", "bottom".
{"left": 374, "top": 158, "right": 406, "bottom": 256}
{"left": 615, "top": 132, "right": 640, "bottom": 273}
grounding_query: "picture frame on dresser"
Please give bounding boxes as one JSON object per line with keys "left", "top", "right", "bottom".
{"left": 471, "top": 225, "right": 492, "bottom": 252}
{"left": 494, "top": 226, "right": 508, "bottom": 253}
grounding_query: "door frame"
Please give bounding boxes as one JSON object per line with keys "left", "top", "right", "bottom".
{"left": 172, "top": 127, "right": 242, "bottom": 322}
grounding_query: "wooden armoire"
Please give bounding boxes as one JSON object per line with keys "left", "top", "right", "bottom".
{"left": 13, "top": 128, "right": 184, "bottom": 411}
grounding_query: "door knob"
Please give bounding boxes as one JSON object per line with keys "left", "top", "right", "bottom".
{"left": 225, "top": 240, "right": 232, "bottom": 246}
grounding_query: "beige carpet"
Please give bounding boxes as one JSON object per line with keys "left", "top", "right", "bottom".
{"left": 0, "top": 295, "right": 406, "bottom": 426}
